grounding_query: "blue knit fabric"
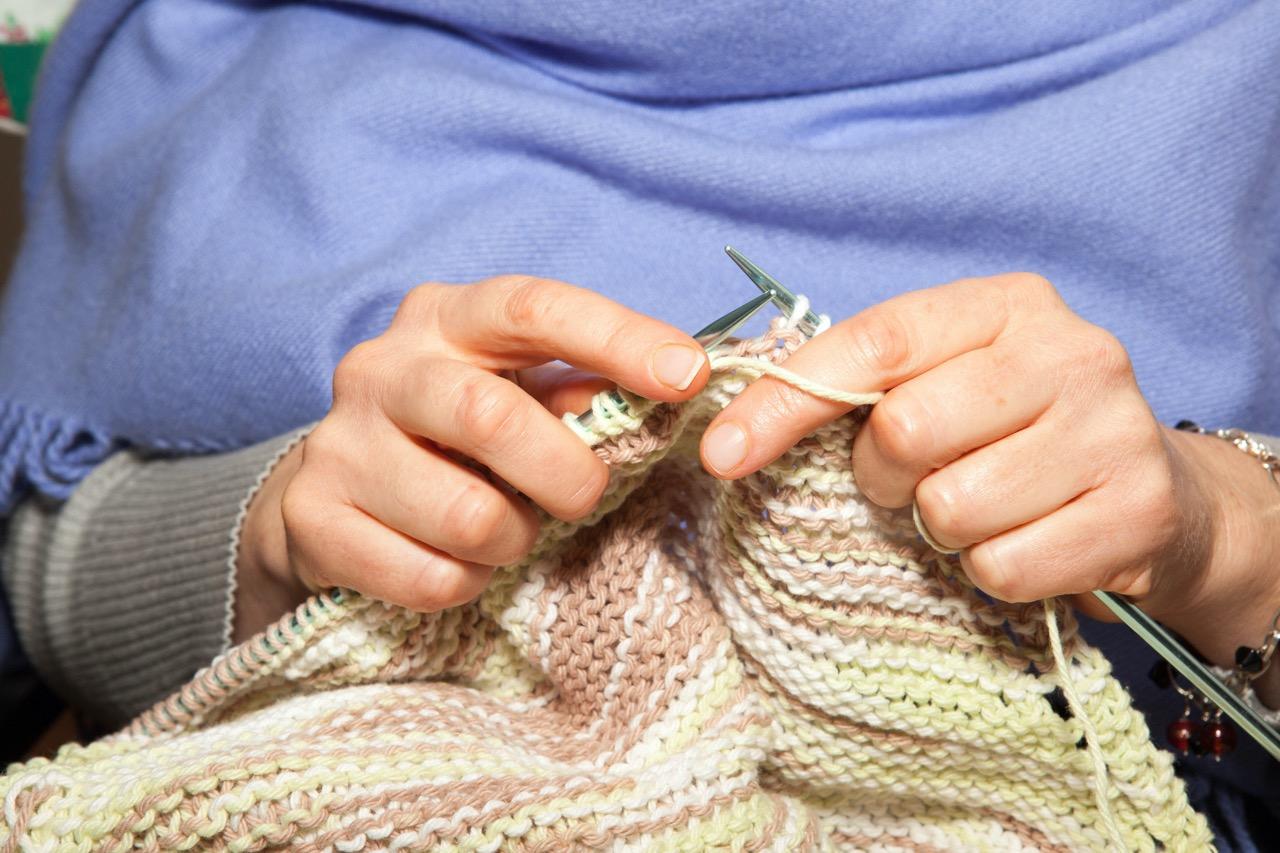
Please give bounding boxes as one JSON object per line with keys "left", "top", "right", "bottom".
{"left": 4, "top": 0, "right": 1279, "bottom": 512}
{"left": 1, "top": 0, "right": 1277, "bottom": 827}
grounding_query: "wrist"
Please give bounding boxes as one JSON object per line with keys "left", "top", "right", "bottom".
{"left": 233, "top": 443, "right": 309, "bottom": 644}
{"left": 1147, "top": 427, "right": 1280, "bottom": 679}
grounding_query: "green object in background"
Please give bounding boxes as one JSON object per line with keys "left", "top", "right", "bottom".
{"left": 1, "top": 41, "right": 47, "bottom": 124}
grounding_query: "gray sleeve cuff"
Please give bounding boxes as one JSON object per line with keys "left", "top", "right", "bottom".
{"left": 2, "top": 426, "right": 310, "bottom": 729}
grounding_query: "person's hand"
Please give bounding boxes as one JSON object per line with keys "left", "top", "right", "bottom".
{"left": 700, "top": 273, "right": 1280, "bottom": 694}
{"left": 233, "top": 276, "right": 709, "bottom": 642}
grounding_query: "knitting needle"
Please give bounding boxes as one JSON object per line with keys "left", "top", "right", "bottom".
{"left": 724, "top": 246, "right": 823, "bottom": 334}
{"left": 729, "top": 247, "right": 1280, "bottom": 762}
{"left": 694, "top": 290, "right": 775, "bottom": 350}
{"left": 572, "top": 290, "right": 773, "bottom": 432}
{"left": 581, "top": 247, "right": 1280, "bottom": 761}
{"left": 1093, "top": 590, "right": 1280, "bottom": 761}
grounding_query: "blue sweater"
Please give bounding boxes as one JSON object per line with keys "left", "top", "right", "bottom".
{"left": 1, "top": 0, "right": 1277, "bottom": 840}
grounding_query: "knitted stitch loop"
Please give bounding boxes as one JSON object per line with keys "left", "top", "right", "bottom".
{"left": 0, "top": 312, "right": 1209, "bottom": 851}
{"left": 698, "top": 302, "right": 1126, "bottom": 850}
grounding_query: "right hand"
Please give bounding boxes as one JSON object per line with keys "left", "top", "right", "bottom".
{"left": 233, "top": 276, "right": 709, "bottom": 642}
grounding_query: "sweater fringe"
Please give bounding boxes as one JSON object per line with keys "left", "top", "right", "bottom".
{"left": 0, "top": 398, "right": 121, "bottom": 514}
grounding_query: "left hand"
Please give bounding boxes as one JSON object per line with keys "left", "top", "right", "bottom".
{"left": 700, "top": 273, "right": 1280, "bottom": 691}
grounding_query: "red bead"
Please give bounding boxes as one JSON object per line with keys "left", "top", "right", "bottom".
{"left": 1197, "top": 720, "right": 1237, "bottom": 760}
{"left": 1166, "top": 718, "right": 1198, "bottom": 755}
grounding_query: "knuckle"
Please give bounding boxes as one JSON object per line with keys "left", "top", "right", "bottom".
{"left": 332, "top": 340, "right": 383, "bottom": 398}
{"left": 280, "top": 496, "right": 335, "bottom": 587}
{"left": 1079, "top": 327, "right": 1132, "bottom": 381}
{"left": 297, "top": 425, "right": 340, "bottom": 466}
{"left": 410, "top": 559, "right": 487, "bottom": 611}
{"left": 495, "top": 276, "right": 556, "bottom": 337}
{"left": 998, "top": 272, "right": 1062, "bottom": 320}
{"left": 279, "top": 478, "right": 319, "bottom": 538}
{"left": 867, "top": 392, "right": 931, "bottom": 466}
{"left": 454, "top": 376, "right": 527, "bottom": 452}
{"left": 440, "top": 483, "right": 507, "bottom": 553}
{"left": 965, "top": 545, "right": 1024, "bottom": 601}
{"left": 747, "top": 384, "right": 811, "bottom": 437}
{"left": 596, "top": 316, "right": 633, "bottom": 362}
{"left": 509, "top": 518, "right": 541, "bottom": 560}
{"left": 915, "top": 479, "right": 967, "bottom": 542}
{"left": 1010, "top": 271, "right": 1057, "bottom": 300}
{"left": 394, "top": 282, "right": 445, "bottom": 323}
{"left": 845, "top": 310, "right": 915, "bottom": 379}
{"left": 426, "top": 567, "right": 471, "bottom": 610}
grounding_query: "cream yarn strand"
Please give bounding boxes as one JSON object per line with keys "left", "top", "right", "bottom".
{"left": 707, "top": 305, "right": 1126, "bottom": 851}
{"left": 704, "top": 356, "right": 883, "bottom": 408}
{"left": 1045, "top": 598, "right": 1127, "bottom": 850}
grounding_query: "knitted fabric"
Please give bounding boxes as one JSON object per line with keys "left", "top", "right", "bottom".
{"left": 1, "top": 320, "right": 1210, "bottom": 852}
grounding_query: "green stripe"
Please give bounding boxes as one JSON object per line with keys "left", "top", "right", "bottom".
{"left": 1, "top": 42, "right": 49, "bottom": 124}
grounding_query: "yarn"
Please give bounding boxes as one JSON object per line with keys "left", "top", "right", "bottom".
{"left": 0, "top": 315, "right": 1210, "bottom": 852}
{"left": 707, "top": 304, "right": 1129, "bottom": 851}
{"left": 1044, "top": 599, "right": 1127, "bottom": 852}
{"left": 710, "top": 307, "right": 1127, "bottom": 851}
{"left": 701, "top": 357, "right": 880, "bottom": 410}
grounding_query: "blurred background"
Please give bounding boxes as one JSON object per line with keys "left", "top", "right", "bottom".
{"left": 2, "top": 0, "right": 62, "bottom": 290}
{"left": 1, "top": 110, "right": 44, "bottom": 764}
{"left": 0, "top": 0, "right": 70, "bottom": 762}
{"left": 2, "top": 127, "right": 20, "bottom": 289}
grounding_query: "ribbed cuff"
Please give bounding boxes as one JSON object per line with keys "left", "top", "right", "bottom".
{"left": 2, "top": 426, "right": 309, "bottom": 729}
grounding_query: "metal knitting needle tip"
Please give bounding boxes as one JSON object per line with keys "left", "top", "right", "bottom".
{"left": 693, "top": 291, "right": 772, "bottom": 350}
{"left": 723, "top": 246, "right": 823, "bottom": 331}
{"left": 572, "top": 287, "right": 772, "bottom": 434}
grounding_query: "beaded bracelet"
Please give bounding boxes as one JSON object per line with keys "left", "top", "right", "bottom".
{"left": 1232, "top": 608, "right": 1280, "bottom": 683}
{"left": 1175, "top": 420, "right": 1280, "bottom": 488}
{"left": 1175, "top": 420, "right": 1280, "bottom": 689}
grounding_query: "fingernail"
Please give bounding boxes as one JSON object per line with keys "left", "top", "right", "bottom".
{"left": 704, "top": 422, "right": 748, "bottom": 474}
{"left": 651, "top": 343, "right": 704, "bottom": 391}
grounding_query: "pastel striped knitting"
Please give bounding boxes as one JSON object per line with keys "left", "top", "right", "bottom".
{"left": 1, "top": 316, "right": 1210, "bottom": 852}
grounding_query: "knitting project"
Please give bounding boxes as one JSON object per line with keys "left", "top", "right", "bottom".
{"left": 2, "top": 317, "right": 1210, "bottom": 852}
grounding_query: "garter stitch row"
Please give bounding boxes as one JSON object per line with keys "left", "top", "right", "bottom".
{"left": 705, "top": 303, "right": 1128, "bottom": 850}
{"left": 1, "top": 314, "right": 1210, "bottom": 852}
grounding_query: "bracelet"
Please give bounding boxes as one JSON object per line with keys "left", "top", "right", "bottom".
{"left": 1175, "top": 420, "right": 1280, "bottom": 687}
{"left": 1232, "top": 607, "right": 1280, "bottom": 682}
{"left": 1175, "top": 420, "right": 1280, "bottom": 489}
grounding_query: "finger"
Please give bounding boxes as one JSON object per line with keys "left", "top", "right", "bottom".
{"left": 516, "top": 364, "right": 613, "bottom": 417}
{"left": 702, "top": 274, "right": 1052, "bottom": 479}
{"left": 960, "top": 486, "right": 1153, "bottom": 604}
{"left": 913, "top": 417, "right": 1099, "bottom": 551}
{"left": 439, "top": 276, "right": 709, "bottom": 401}
{"left": 850, "top": 340, "right": 1058, "bottom": 508}
{"left": 285, "top": 496, "right": 494, "bottom": 612}
{"left": 340, "top": 426, "right": 539, "bottom": 566}
{"left": 385, "top": 357, "right": 609, "bottom": 521}
{"left": 1069, "top": 592, "right": 1120, "bottom": 623}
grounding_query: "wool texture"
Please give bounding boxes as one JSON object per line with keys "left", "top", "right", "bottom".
{"left": 0, "top": 320, "right": 1210, "bottom": 852}
{"left": 5, "top": 0, "right": 1280, "bottom": 518}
